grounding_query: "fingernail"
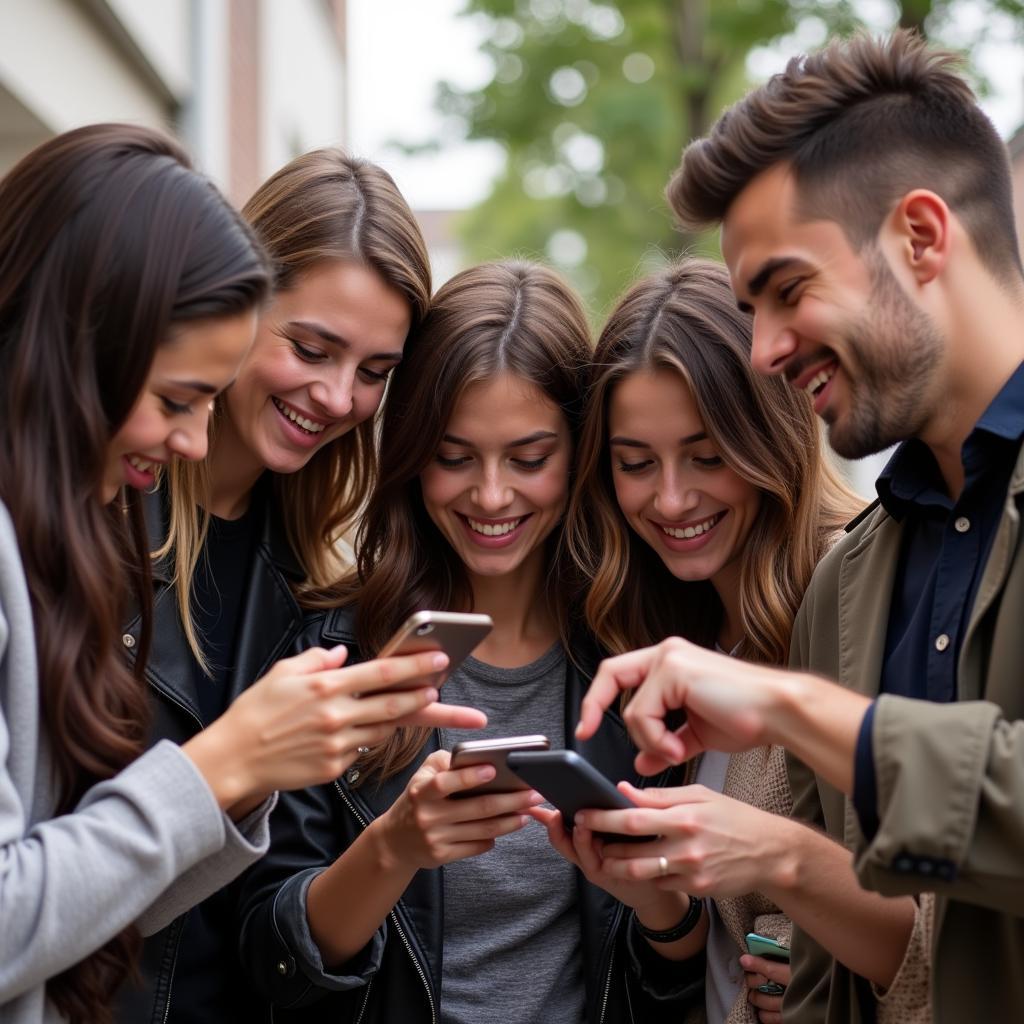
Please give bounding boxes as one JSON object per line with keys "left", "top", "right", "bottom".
{"left": 519, "top": 815, "right": 531, "bottom": 826}
{"left": 477, "top": 766, "right": 494, "bottom": 780}
{"left": 529, "top": 792, "right": 546, "bottom": 805}
{"left": 432, "top": 653, "right": 448, "bottom": 669}
{"left": 423, "top": 688, "right": 439, "bottom": 702}
{"left": 574, "top": 812, "right": 585, "bottom": 826}
{"left": 739, "top": 955, "right": 753, "bottom": 968}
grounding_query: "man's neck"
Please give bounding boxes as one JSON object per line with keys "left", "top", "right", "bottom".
{"left": 920, "top": 273, "right": 1024, "bottom": 499}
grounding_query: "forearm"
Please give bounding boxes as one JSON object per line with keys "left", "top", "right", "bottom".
{"left": 306, "top": 817, "right": 417, "bottom": 968}
{"left": 762, "top": 818, "right": 915, "bottom": 988}
{"left": 761, "top": 673, "right": 870, "bottom": 796}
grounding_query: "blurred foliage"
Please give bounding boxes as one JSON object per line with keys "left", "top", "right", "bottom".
{"left": 435, "top": 0, "right": 1024, "bottom": 318}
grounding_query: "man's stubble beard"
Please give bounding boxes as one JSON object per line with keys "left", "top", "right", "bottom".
{"left": 827, "top": 255, "right": 944, "bottom": 460}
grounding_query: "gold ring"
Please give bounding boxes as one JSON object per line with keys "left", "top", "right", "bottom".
{"left": 658, "top": 855, "right": 669, "bottom": 877}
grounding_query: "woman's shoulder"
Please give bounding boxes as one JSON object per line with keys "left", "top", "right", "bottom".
{"left": 294, "top": 601, "right": 362, "bottom": 659}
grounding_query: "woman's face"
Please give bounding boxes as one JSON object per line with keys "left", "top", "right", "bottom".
{"left": 221, "top": 260, "right": 411, "bottom": 475}
{"left": 420, "top": 372, "right": 572, "bottom": 581}
{"left": 102, "top": 310, "right": 257, "bottom": 503}
{"left": 608, "top": 368, "right": 761, "bottom": 591}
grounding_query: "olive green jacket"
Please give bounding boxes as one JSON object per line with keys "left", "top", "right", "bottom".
{"left": 783, "top": 441, "right": 1024, "bottom": 1024}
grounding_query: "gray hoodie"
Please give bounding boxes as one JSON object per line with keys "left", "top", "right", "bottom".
{"left": 0, "top": 501, "right": 273, "bottom": 1022}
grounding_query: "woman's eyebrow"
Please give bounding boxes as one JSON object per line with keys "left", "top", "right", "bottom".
{"left": 442, "top": 430, "right": 558, "bottom": 448}
{"left": 610, "top": 432, "right": 707, "bottom": 447}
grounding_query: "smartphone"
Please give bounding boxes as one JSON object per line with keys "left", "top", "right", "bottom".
{"left": 449, "top": 735, "right": 550, "bottom": 797}
{"left": 506, "top": 750, "right": 654, "bottom": 843}
{"left": 372, "top": 610, "right": 493, "bottom": 691}
{"left": 744, "top": 932, "right": 790, "bottom": 996}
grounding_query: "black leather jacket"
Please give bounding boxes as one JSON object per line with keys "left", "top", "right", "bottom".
{"left": 115, "top": 483, "right": 304, "bottom": 1023}
{"left": 236, "top": 606, "right": 703, "bottom": 1023}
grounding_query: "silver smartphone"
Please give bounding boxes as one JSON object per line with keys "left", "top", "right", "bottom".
{"left": 449, "top": 735, "right": 550, "bottom": 797}
{"left": 372, "top": 610, "right": 493, "bottom": 691}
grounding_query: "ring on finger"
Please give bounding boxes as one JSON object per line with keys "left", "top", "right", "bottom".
{"left": 658, "top": 855, "right": 669, "bottom": 877}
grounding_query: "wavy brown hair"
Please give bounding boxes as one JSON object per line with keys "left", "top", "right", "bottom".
{"left": 0, "top": 124, "right": 269, "bottom": 1023}
{"left": 338, "top": 261, "right": 591, "bottom": 782}
{"left": 162, "top": 149, "right": 431, "bottom": 667}
{"left": 667, "top": 30, "right": 1022, "bottom": 283}
{"left": 567, "top": 259, "right": 861, "bottom": 665}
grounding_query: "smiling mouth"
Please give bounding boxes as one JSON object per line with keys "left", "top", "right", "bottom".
{"left": 272, "top": 396, "right": 327, "bottom": 435}
{"left": 127, "top": 454, "right": 160, "bottom": 474}
{"left": 803, "top": 361, "right": 838, "bottom": 399}
{"left": 657, "top": 510, "right": 725, "bottom": 540}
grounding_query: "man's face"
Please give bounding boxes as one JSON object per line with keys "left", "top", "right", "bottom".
{"left": 721, "top": 163, "right": 945, "bottom": 458}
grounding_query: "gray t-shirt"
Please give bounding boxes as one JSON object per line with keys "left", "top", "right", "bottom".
{"left": 438, "top": 644, "right": 586, "bottom": 1024}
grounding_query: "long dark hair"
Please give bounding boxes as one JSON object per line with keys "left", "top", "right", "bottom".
{"left": 567, "top": 259, "right": 862, "bottom": 664}
{"left": 341, "top": 261, "right": 591, "bottom": 781}
{"left": 0, "top": 123, "right": 269, "bottom": 1023}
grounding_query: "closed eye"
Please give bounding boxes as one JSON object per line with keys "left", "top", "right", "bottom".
{"left": 513, "top": 456, "right": 550, "bottom": 471}
{"left": 616, "top": 459, "right": 654, "bottom": 474}
{"left": 161, "top": 396, "right": 192, "bottom": 415}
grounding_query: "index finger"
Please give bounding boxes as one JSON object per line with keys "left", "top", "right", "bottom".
{"left": 575, "top": 646, "right": 659, "bottom": 741}
{"left": 739, "top": 954, "right": 791, "bottom": 986}
{"left": 324, "top": 650, "right": 450, "bottom": 695}
{"left": 401, "top": 701, "right": 487, "bottom": 731}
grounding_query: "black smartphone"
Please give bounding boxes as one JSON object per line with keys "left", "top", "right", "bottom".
{"left": 449, "top": 735, "right": 550, "bottom": 797}
{"left": 506, "top": 750, "right": 654, "bottom": 842}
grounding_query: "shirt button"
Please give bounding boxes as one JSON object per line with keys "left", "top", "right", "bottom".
{"left": 121, "top": 633, "right": 136, "bottom": 649}
{"left": 954, "top": 516, "right": 971, "bottom": 533}
{"left": 935, "top": 634, "right": 950, "bottom": 652}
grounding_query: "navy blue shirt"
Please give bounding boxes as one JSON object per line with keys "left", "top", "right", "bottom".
{"left": 853, "top": 361, "right": 1024, "bottom": 837}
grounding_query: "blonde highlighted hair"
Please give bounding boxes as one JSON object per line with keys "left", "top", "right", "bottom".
{"left": 159, "top": 149, "right": 430, "bottom": 670}
{"left": 567, "top": 258, "right": 862, "bottom": 665}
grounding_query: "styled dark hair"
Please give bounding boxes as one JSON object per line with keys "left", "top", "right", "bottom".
{"left": 0, "top": 123, "right": 269, "bottom": 1023}
{"left": 667, "top": 30, "right": 1023, "bottom": 283}
{"left": 343, "top": 260, "right": 591, "bottom": 781}
{"left": 567, "top": 259, "right": 862, "bottom": 665}
{"left": 164, "top": 149, "right": 432, "bottom": 666}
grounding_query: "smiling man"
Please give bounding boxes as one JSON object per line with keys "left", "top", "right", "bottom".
{"left": 576, "top": 29, "right": 1024, "bottom": 1024}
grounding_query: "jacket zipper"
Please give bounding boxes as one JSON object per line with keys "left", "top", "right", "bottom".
{"left": 598, "top": 943, "right": 614, "bottom": 1024}
{"left": 160, "top": 916, "right": 185, "bottom": 1024}
{"left": 150, "top": 682, "right": 202, "bottom": 1024}
{"left": 333, "top": 781, "right": 437, "bottom": 1024}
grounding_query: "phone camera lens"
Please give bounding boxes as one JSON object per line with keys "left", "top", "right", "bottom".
{"left": 415, "top": 623, "right": 435, "bottom": 636}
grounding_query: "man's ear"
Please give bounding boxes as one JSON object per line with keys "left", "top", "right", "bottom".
{"left": 889, "top": 189, "right": 950, "bottom": 285}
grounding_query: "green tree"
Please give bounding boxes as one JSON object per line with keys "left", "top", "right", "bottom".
{"left": 435, "top": 0, "right": 1024, "bottom": 316}
{"left": 437, "top": 0, "right": 858, "bottom": 315}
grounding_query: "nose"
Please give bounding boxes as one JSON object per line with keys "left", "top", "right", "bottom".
{"left": 653, "top": 468, "right": 699, "bottom": 521}
{"left": 750, "top": 311, "right": 799, "bottom": 377}
{"left": 167, "top": 420, "right": 209, "bottom": 463}
{"left": 308, "top": 366, "right": 354, "bottom": 419}
{"left": 471, "top": 465, "right": 513, "bottom": 514}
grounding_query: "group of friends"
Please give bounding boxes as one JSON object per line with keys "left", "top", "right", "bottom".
{"left": 1, "top": 27, "right": 1021, "bottom": 1024}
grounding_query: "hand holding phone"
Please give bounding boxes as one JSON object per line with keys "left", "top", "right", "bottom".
{"left": 744, "top": 932, "right": 790, "bottom": 996}
{"left": 506, "top": 750, "right": 655, "bottom": 842}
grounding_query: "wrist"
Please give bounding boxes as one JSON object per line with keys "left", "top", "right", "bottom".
{"left": 634, "top": 891, "right": 690, "bottom": 931}
{"left": 632, "top": 896, "right": 704, "bottom": 943}
{"left": 182, "top": 719, "right": 253, "bottom": 810}
{"left": 370, "top": 812, "right": 415, "bottom": 874}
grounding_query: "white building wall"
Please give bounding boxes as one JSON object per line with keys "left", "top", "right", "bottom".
{"left": 260, "top": 0, "right": 346, "bottom": 173}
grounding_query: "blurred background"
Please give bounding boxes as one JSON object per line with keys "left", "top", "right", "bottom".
{"left": 2, "top": 0, "right": 1023, "bottom": 493}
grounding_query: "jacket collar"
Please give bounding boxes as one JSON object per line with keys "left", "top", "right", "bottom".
{"left": 147, "top": 475, "right": 304, "bottom": 585}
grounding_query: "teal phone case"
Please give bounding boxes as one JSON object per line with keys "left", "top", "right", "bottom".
{"left": 744, "top": 932, "right": 790, "bottom": 996}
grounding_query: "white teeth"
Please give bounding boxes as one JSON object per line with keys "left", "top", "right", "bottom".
{"left": 804, "top": 365, "right": 836, "bottom": 396}
{"left": 661, "top": 512, "right": 722, "bottom": 539}
{"left": 467, "top": 517, "right": 522, "bottom": 537}
{"left": 273, "top": 397, "right": 326, "bottom": 434}
{"left": 128, "top": 455, "right": 155, "bottom": 473}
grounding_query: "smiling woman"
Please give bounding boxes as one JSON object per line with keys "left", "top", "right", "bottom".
{"left": 117, "top": 148, "right": 437, "bottom": 1023}
{"left": 234, "top": 261, "right": 702, "bottom": 1024}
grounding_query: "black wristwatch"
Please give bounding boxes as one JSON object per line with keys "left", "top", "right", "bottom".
{"left": 632, "top": 896, "right": 704, "bottom": 943}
